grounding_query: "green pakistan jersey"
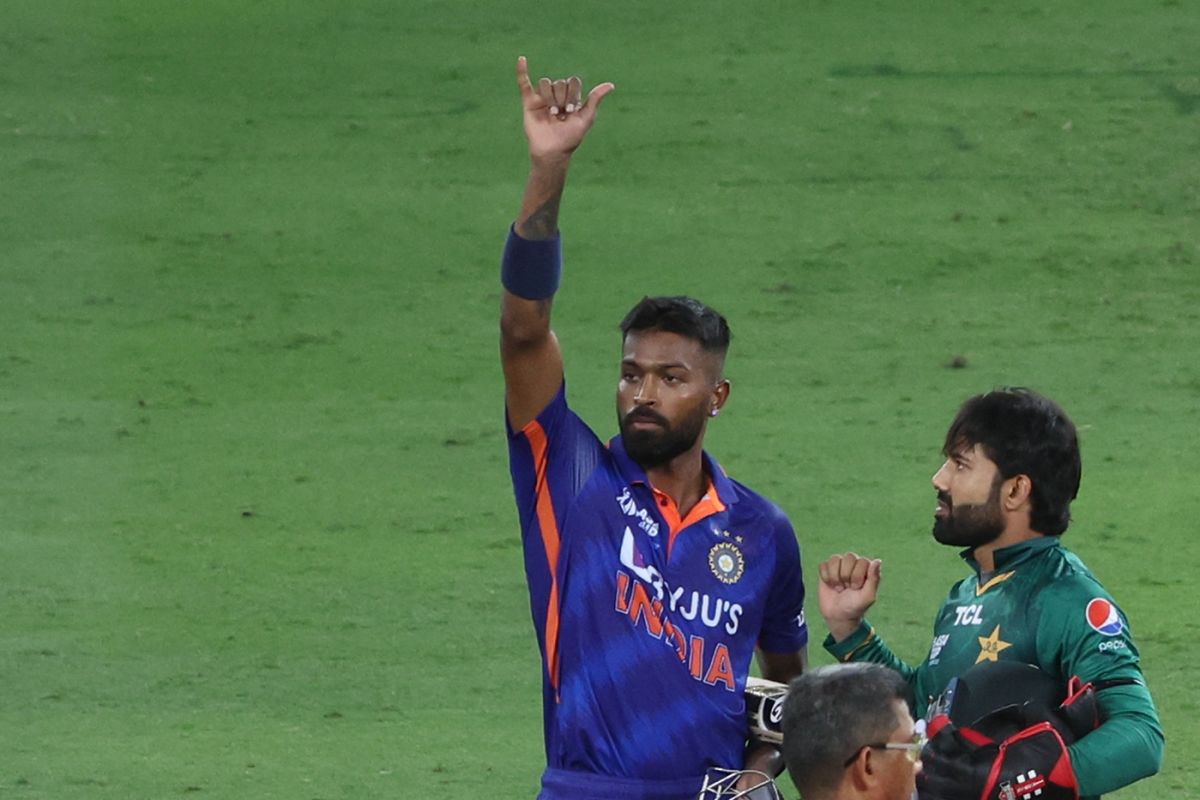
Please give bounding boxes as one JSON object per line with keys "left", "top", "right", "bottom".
{"left": 825, "top": 537, "right": 1163, "bottom": 798}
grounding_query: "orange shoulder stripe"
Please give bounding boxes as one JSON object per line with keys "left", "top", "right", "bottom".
{"left": 525, "top": 421, "right": 562, "bottom": 693}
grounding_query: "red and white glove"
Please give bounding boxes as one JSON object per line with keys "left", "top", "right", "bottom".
{"left": 917, "top": 713, "right": 1079, "bottom": 800}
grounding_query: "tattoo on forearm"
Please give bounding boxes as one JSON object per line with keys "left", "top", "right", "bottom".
{"left": 520, "top": 197, "right": 561, "bottom": 240}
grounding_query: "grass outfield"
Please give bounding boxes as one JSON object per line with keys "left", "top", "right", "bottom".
{"left": 3, "top": 1, "right": 1197, "bottom": 797}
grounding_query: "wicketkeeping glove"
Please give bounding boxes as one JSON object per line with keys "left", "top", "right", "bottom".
{"left": 917, "top": 712, "right": 1079, "bottom": 800}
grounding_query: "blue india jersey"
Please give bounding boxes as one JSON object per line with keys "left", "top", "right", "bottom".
{"left": 508, "top": 385, "right": 808, "bottom": 794}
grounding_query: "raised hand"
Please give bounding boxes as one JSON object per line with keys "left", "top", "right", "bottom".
{"left": 516, "top": 56, "right": 614, "bottom": 163}
{"left": 817, "top": 553, "right": 882, "bottom": 642}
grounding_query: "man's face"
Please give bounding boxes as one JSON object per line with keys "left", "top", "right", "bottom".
{"left": 616, "top": 329, "right": 724, "bottom": 470}
{"left": 878, "top": 699, "right": 922, "bottom": 800}
{"left": 930, "top": 443, "right": 1006, "bottom": 548}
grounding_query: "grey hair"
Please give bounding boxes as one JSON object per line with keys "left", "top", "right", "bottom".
{"left": 781, "top": 663, "right": 910, "bottom": 799}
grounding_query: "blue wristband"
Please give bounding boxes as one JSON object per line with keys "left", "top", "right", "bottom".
{"left": 501, "top": 224, "right": 562, "bottom": 300}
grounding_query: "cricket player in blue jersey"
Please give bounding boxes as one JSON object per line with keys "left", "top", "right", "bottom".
{"left": 500, "top": 58, "right": 809, "bottom": 800}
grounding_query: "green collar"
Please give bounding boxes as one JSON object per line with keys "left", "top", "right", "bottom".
{"left": 962, "top": 535, "right": 1060, "bottom": 575}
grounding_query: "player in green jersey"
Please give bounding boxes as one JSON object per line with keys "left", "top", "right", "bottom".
{"left": 817, "top": 388, "right": 1163, "bottom": 798}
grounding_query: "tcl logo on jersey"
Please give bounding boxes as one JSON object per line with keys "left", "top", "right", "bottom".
{"left": 1086, "top": 598, "right": 1124, "bottom": 636}
{"left": 953, "top": 604, "right": 985, "bottom": 625}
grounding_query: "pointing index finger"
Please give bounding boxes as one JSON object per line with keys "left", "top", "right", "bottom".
{"left": 516, "top": 56, "right": 534, "bottom": 98}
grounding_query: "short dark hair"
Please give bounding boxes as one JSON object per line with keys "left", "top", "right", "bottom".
{"left": 943, "top": 388, "right": 1081, "bottom": 537}
{"left": 618, "top": 296, "right": 731, "bottom": 356}
{"left": 781, "top": 664, "right": 910, "bottom": 799}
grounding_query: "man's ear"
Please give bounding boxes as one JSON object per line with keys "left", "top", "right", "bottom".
{"left": 844, "top": 748, "right": 874, "bottom": 791}
{"left": 709, "top": 379, "right": 731, "bottom": 418}
{"left": 1003, "top": 474, "right": 1033, "bottom": 512}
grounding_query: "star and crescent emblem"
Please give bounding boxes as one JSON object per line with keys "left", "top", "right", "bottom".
{"left": 975, "top": 624, "right": 1013, "bottom": 663}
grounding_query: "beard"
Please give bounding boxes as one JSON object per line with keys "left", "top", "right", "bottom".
{"left": 618, "top": 403, "right": 708, "bottom": 470}
{"left": 932, "top": 475, "right": 1005, "bottom": 548}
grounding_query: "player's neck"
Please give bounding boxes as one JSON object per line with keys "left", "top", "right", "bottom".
{"left": 824, "top": 782, "right": 867, "bottom": 800}
{"left": 644, "top": 446, "right": 708, "bottom": 518}
{"left": 972, "top": 524, "right": 1042, "bottom": 572}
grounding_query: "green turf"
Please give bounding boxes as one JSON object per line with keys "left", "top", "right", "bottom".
{"left": 3, "top": 0, "right": 1197, "bottom": 797}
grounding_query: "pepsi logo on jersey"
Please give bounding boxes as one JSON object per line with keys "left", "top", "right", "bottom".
{"left": 1086, "top": 598, "right": 1124, "bottom": 637}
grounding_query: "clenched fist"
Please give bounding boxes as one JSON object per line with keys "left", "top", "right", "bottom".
{"left": 817, "top": 553, "right": 882, "bottom": 642}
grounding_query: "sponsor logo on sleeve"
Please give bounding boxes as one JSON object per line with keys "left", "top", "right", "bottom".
{"left": 1086, "top": 597, "right": 1124, "bottom": 636}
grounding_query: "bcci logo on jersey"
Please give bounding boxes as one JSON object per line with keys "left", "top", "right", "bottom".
{"left": 708, "top": 542, "right": 745, "bottom": 584}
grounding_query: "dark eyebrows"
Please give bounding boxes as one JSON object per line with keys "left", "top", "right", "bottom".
{"left": 948, "top": 445, "right": 975, "bottom": 465}
{"left": 943, "top": 435, "right": 973, "bottom": 461}
{"left": 621, "top": 357, "right": 692, "bottom": 372}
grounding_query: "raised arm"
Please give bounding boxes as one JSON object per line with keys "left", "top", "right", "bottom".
{"left": 500, "top": 56, "right": 614, "bottom": 430}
